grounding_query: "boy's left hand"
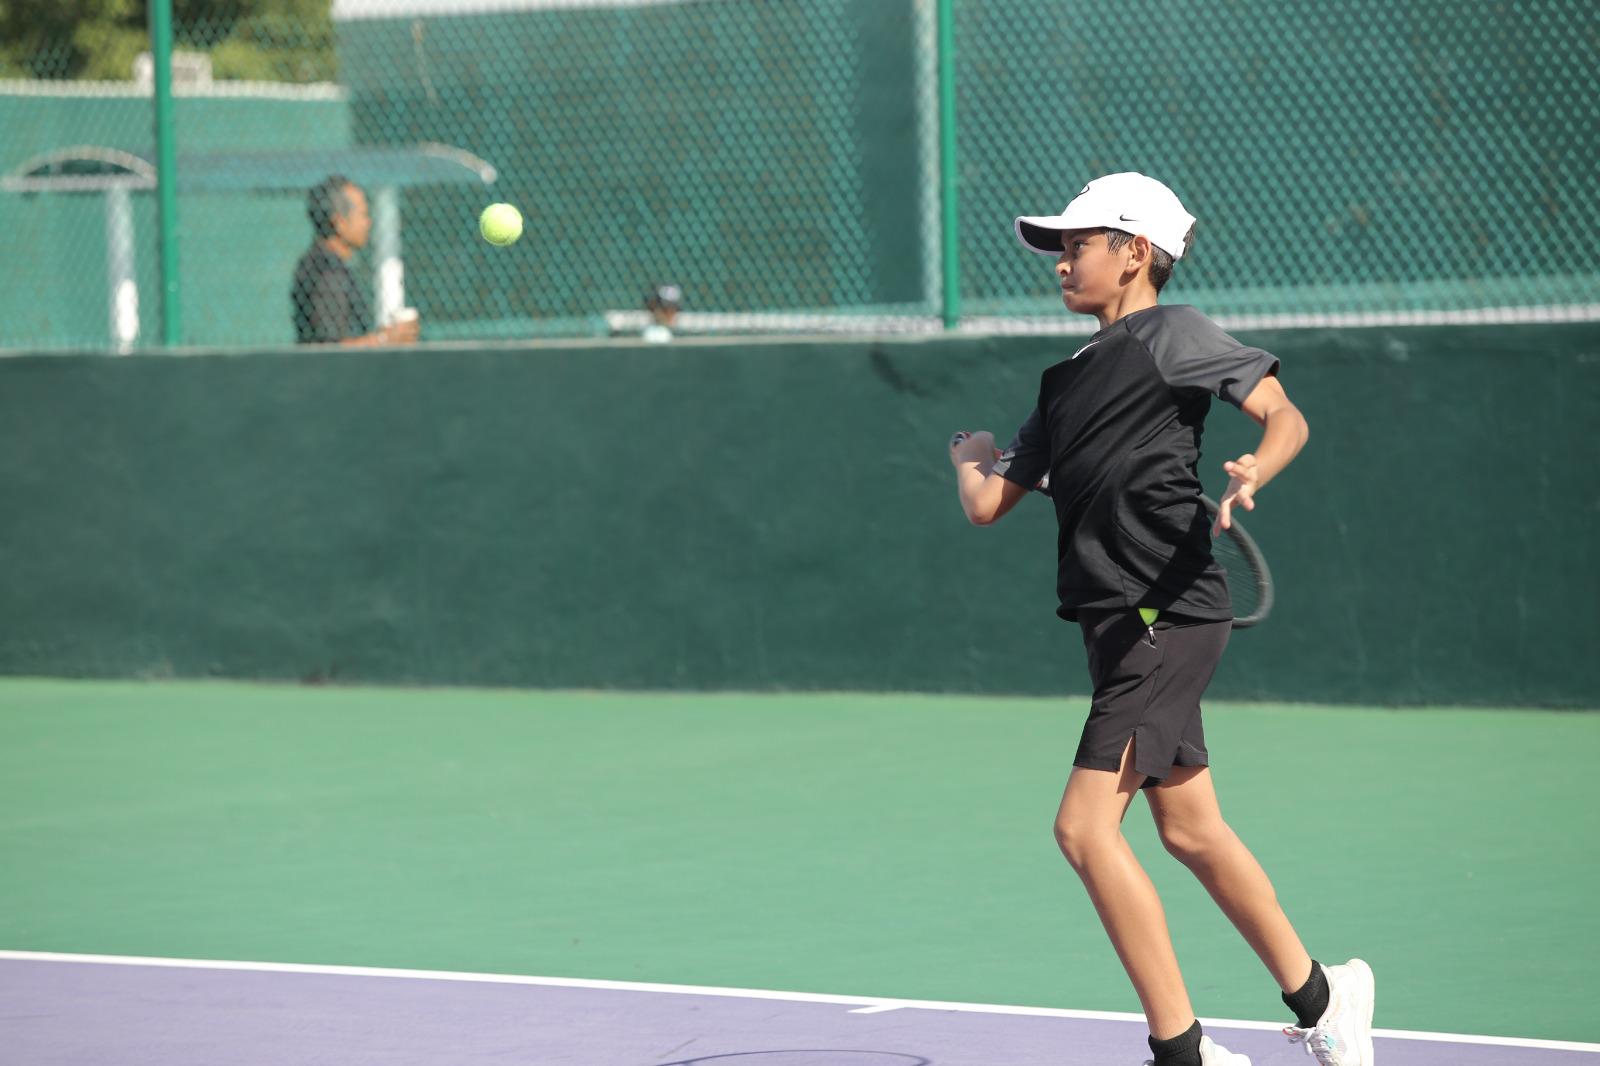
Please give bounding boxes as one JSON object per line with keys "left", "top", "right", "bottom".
{"left": 1214, "top": 453, "right": 1259, "bottom": 534}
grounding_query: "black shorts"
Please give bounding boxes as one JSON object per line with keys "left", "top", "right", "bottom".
{"left": 1074, "top": 608, "right": 1231, "bottom": 788}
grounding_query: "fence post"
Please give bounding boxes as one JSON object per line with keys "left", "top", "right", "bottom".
{"left": 149, "top": 0, "right": 182, "bottom": 347}
{"left": 936, "top": 0, "right": 960, "bottom": 330}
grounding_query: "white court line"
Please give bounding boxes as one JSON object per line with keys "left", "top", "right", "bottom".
{"left": 2, "top": 950, "right": 1596, "bottom": 1054}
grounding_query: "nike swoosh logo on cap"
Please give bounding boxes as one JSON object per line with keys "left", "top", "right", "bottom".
{"left": 1119, "top": 214, "right": 1139, "bottom": 221}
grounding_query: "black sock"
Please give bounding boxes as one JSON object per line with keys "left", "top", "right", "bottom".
{"left": 1147, "top": 1019, "right": 1203, "bottom": 1066}
{"left": 1283, "top": 960, "right": 1330, "bottom": 1029}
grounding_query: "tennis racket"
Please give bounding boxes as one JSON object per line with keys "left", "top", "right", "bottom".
{"left": 1199, "top": 493, "right": 1273, "bottom": 628}
{"left": 950, "top": 430, "right": 1274, "bottom": 628}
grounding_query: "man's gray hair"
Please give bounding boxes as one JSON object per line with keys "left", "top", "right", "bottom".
{"left": 308, "top": 174, "right": 359, "bottom": 239}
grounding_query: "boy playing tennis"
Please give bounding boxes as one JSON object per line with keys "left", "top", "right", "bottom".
{"left": 948, "top": 173, "right": 1374, "bottom": 1066}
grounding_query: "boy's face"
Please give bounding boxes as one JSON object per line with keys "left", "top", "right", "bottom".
{"left": 1054, "top": 228, "right": 1128, "bottom": 314}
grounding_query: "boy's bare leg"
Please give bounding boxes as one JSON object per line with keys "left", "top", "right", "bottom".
{"left": 1145, "top": 765, "right": 1313, "bottom": 993}
{"left": 1054, "top": 740, "right": 1195, "bottom": 1040}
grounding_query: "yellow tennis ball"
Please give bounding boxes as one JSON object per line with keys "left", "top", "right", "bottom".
{"left": 479, "top": 203, "right": 523, "bottom": 246}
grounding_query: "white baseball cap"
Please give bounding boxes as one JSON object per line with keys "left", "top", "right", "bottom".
{"left": 1014, "top": 172, "right": 1196, "bottom": 260}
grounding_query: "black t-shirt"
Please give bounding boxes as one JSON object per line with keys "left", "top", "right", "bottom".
{"left": 291, "top": 244, "right": 372, "bottom": 344}
{"left": 993, "top": 304, "right": 1279, "bottom": 622}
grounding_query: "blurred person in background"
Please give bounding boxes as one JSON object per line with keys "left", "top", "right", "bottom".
{"left": 642, "top": 283, "right": 682, "bottom": 343}
{"left": 291, "top": 175, "right": 420, "bottom": 346}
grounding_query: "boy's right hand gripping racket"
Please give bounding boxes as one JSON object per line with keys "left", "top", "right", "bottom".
{"left": 969, "top": 428, "right": 1274, "bottom": 629}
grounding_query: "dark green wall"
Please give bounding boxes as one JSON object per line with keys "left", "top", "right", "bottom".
{"left": 2, "top": 323, "right": 1596, "bottom": 705}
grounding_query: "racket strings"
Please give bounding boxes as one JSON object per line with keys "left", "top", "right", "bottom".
{"left": 1212, "top": 531, "right": 1263, "bottom": 620}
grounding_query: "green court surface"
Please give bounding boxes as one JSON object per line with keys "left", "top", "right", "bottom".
{"left": 2, "top": 678, "right": 1596, "bottom": 1044}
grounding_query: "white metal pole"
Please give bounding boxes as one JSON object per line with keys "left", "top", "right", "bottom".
{"left": 105, "top": 185, "right": 140, "bottom": 353}
{"left": 372, "top": 184, "right": 404, "bottom": 325}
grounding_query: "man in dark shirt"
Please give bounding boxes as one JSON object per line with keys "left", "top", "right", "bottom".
{"left": 947, "top": 173, "right": 1372, "bottom": 1066}
{"left": 290, "top": 175, "right": 421, "bottom": 346}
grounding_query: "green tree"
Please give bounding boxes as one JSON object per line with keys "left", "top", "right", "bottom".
{"left": 0, "top": 0, "right": 335, "bottom": 82}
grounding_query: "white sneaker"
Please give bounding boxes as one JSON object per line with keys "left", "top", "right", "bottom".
{"left": 1283, "top": 959, "right": 1376, "bottom": 1065}
{"left": 1141, "top": 1034, "right": 1252, "bottom": 1065}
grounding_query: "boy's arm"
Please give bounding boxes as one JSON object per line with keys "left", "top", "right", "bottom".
{"left": 1213, "top": 374, "right": 1309, "bottom": 533}
{"left": 950, "top": 431, "right": 1031, "bottom": 525}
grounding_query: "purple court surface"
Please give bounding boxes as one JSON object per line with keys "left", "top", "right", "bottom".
{"left": 2, "top": 953, "right": 1596, "bottom": 1065}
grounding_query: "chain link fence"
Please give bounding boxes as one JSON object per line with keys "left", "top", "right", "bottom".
{"left": 1, "top": 0, "right": 1596, "bottom": 352}
{"left": 955, "top": 0, "right": 1600, "bottom": 329}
